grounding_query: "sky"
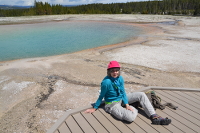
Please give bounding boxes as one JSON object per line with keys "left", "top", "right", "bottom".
{"left": 0, "top": 0, "right": 146, "bottom": 6}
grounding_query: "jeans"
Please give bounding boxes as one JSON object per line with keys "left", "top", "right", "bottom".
{"left": 104, "top": 92, "right": 155, "bottom": 122}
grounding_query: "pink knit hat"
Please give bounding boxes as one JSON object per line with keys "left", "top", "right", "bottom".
{"left": 107, "top": 61, "right": 120, "bottom": 69}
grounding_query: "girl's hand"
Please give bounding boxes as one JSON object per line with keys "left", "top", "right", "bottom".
{"left": 126, "top": 104, "right": 134, "bottom": 112}
{"left": 84, "top": 108, "right": 96, "bottom": 113}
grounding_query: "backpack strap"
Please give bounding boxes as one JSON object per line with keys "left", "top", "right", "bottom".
{"left": 162, "top": 103, "right": 178, "bottom": 110}
{"left": 150, "top": 92, "right": 165, "bottom": 110}
{"left": 145, "top": 91, "right": 178, "bottom": 110}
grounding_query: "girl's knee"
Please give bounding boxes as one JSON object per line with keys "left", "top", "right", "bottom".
{"left": 123, "top": 106, "right": 138, "bottom": 122}
{"left": 125, "top": 115, "right": 136, "bottom": 122}
{"left": 139, "top": 92, "right": 146, "bottom": 96}
{"left": 136, "top": 92, "right": 146, "bottom": 99}
{"left": 126, "top": 117, "right": 134, "bottom": 122}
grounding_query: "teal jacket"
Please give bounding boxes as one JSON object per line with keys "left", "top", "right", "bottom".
{"left": 93, "top": 76, "right": 128, "bottom": 109}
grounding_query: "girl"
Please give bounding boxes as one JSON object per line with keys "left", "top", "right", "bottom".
{"left": 85, "top": 61, "right": 171, "bottom": 125}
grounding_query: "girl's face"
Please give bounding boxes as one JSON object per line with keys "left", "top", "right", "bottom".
{"left": 110, "top": 68, "right": 120, "bottom": 78}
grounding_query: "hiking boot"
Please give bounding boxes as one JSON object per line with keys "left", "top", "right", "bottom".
{"left": 150, "top": 114, "right": 171, "bottom": 125}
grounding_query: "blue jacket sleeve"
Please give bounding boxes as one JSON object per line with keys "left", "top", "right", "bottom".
{"left": 93, "top": 81, "right": 108, "bottom": 109}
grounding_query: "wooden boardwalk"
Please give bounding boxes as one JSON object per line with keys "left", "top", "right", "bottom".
{"left": 47, "top": 87, "right": 200, "bottom": 133}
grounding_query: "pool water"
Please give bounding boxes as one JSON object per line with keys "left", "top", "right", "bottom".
{"left": 0, "top": 21, "right": 142, "bottom": 62}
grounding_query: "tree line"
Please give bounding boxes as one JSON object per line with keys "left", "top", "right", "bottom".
{"left": 0, "top": 0, "right": 200, "bottom": 17}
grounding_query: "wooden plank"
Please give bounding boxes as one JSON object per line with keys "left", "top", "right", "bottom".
{"left": 164, "top": 90, "right": 200, "bottom": 112}
{"left": 156, "top": 90, "right": 200, "bottom": 115}
{"left": 155, "top": 90, "right": 200, "bottom": 132}
{"left": 92, "top": 110, "right": 121, "bottom": 133}
{"left": 163, "top": 99, "right": 200, "bottom": 127}
{"left": 161, "top": 106, "right": 200, "bottom": 133}
{"left": 183, "top": 91, "right": 200, "bottom": 101}
{"left": 72, "top": 113, "right": 96, "bottom": 133}
{"left": 137, "top": 109, "right": 171, "bottom": 133}
{"left": 81, "top": 111, "right": 108, "bottom": 133}
{"left": 173, "top": 91, "right": 200, "bottom": 105}
{"left": 131, "top": 115, "right": 159, "bottom": 133}
{"left": 155, "top": 90, "right": 200, "bottom": 120}
{"left": 156, "top": 108, "right": 197, "bottom": 133}
{"left": 193, "top": 91, "right": 200, "bottom": 96}
{"left": 58, "top": 122, "right": 71, "bottom": 133}
{"left": 125, "top": 121, "right": 146, "bottom": 133}
{"left": 47, "top": 105, "right": 93, "bottom": 133}
{"left": 98, "top": 108, "right": 133, "bottom": 133}
{"left": 155, "top": 109, "right": 188, "bottom": 133}
{"left": 164, "top": 90, "right": 200, "bottom": 109}
{"left": 155, "top": 90, "right": 200, "bottom": 126}
{"left": 47, "top": 87, "right": 200, "bottom": 133}
{"left": 65, "top": 115, "right": 84, "bottom": 133}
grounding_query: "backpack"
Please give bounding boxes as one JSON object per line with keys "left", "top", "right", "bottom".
{"left": 145, "top": 91, "right": 178, "bottom": 110}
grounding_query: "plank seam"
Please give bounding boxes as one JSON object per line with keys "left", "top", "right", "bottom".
{"left": 156, "top": 90, "right": 200, "bottom": 118}
{"left": 80, "top": 112, "right": 97, "bottom": 133}
{"left": 91, "top": 111, "right": 110, "bottom": 133}
{"left": 137, "top": 115, "right": 159, "bottom": 133}
{"left": 133, "top": 121, "right": 148, "bottom": 133}
{"left": 156, "top": 90, "right": 200, "bottom": 115}
{"left": 173, "top": 91, "right": 200, "bottom": 106}
{"left": 155, "top": 91, "right": 200, "bottom": 132}
{"left": 163, "top": 90, "right": 200, "bottom": 114}
{"left": 160, "top": 96, "right": 200, "bottom": 122}
{"left": 65, "top": 121, "right": 72, "bottom": 133}
{"left": 183, "top": 91, "right": 200, "bottom": 101}
{"left": 98, "top": 109, "right": 122, "bottom": 133}
{"left": 71, "top": 115, "right": 84, "bottom": 132}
